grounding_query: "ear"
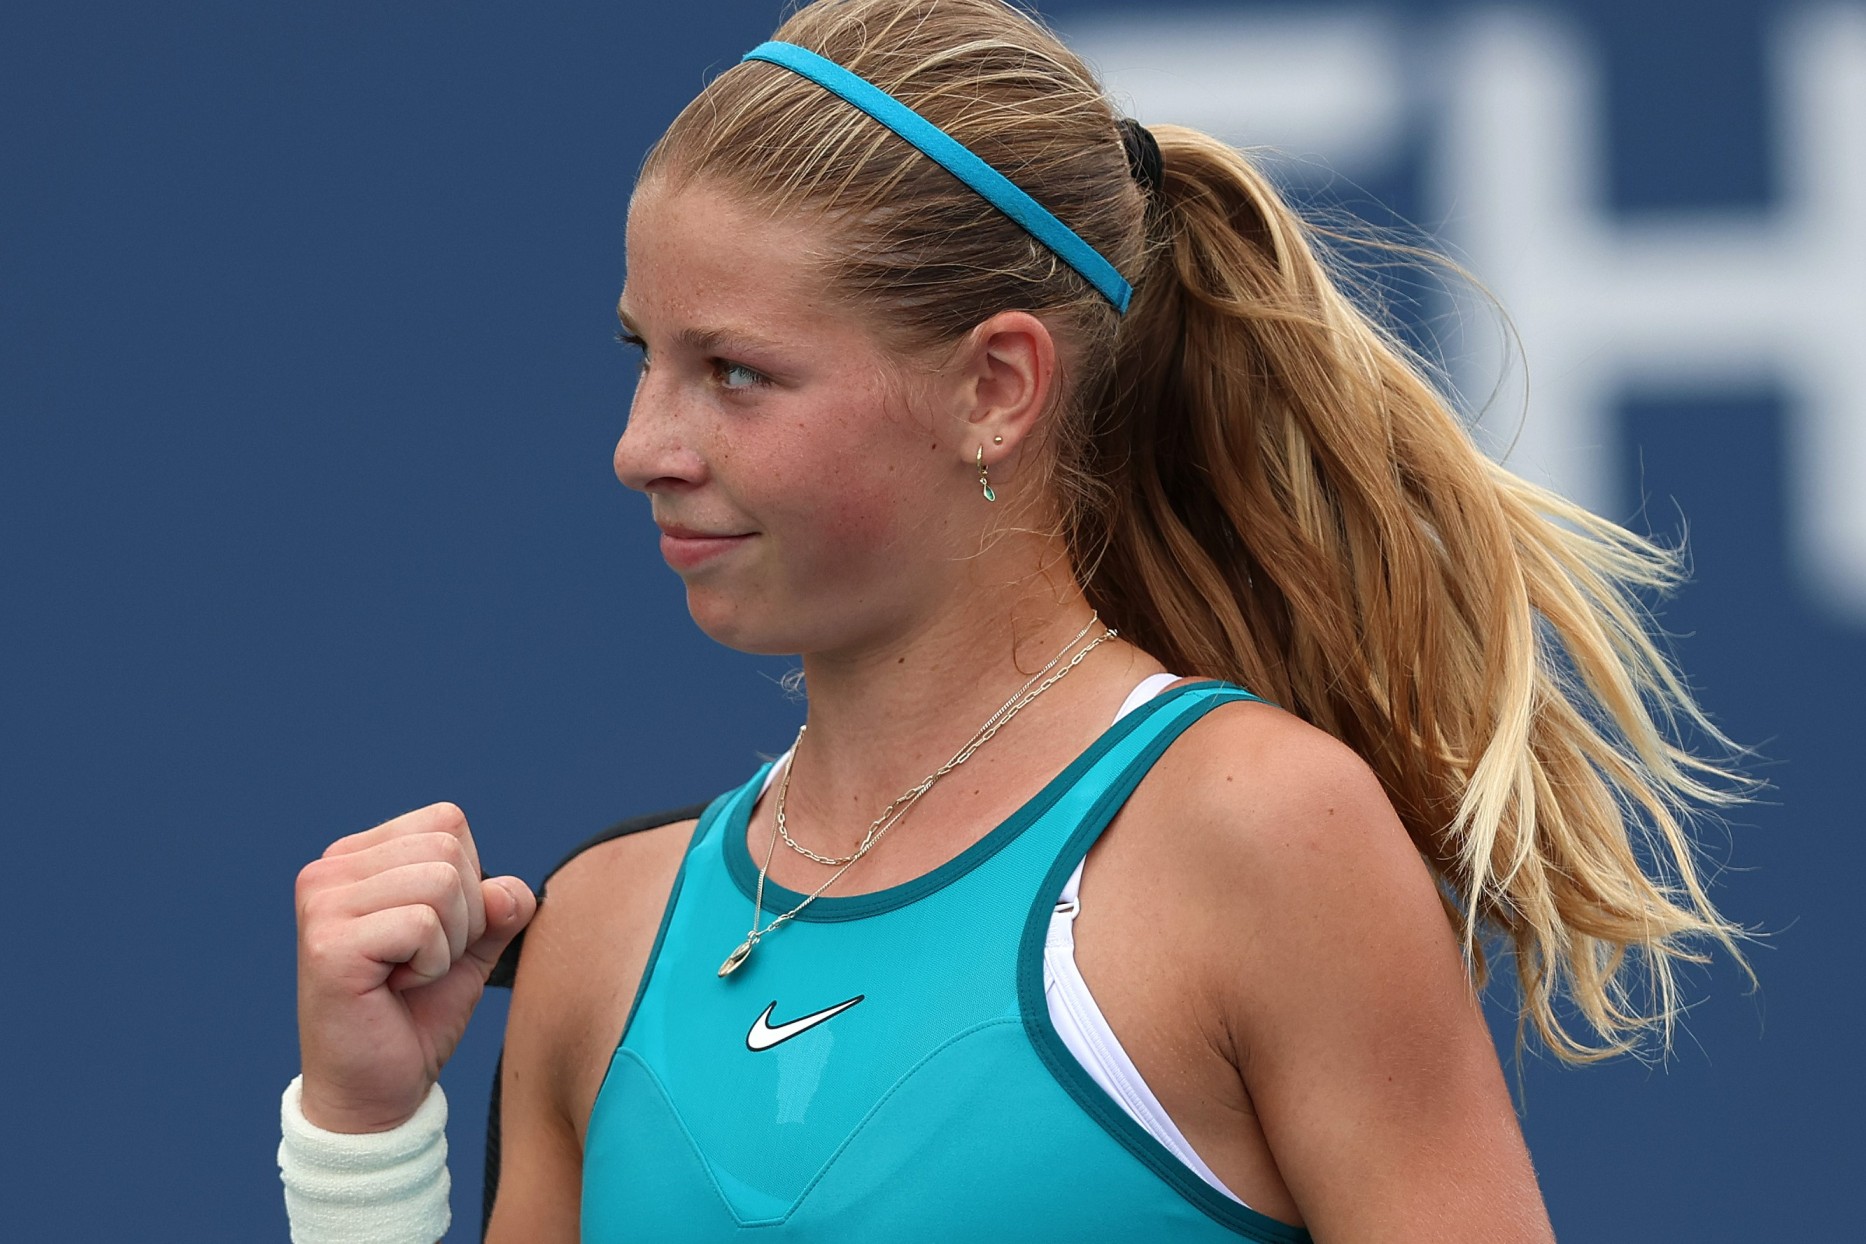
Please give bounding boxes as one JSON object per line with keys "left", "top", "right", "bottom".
{"left": 953, "top": 310, "right": 1057, "bottom": 470}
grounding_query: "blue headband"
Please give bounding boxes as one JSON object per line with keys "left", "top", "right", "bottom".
{"left": 740, "top": 40, "right": 1133, "bottom": 314}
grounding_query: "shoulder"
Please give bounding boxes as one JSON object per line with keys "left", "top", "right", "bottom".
{"left": 525, "top": 814, "right": 699, "bottom": 962}
{"left": 490, "top": 804, "right": 710, "bottom": 988}
{"left": 506, "top": 809, "right": 702, "bottom": 1007}
{"left": 1144, "top": 692, "right": 1453, "bottom": 1008}
{"left": 498, "top": 806, "right": 706, "bottom": 1114}
{"left": 1157, "top": 689, "right": 1407, "bottom": 871}
{"left": 485, "top": 808, "right": 707, "bottom": 1237}
{"left": 1135, "top": 695, "right": 1548, "bottom": 1238}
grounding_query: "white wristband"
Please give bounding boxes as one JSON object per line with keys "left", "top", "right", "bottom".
{"left": 278, "top": 1075, "right": 452, "bottom": 1244}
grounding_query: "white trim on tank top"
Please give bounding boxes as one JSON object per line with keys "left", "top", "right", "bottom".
{"left": 758, "top": 670, "right": 1248, "bottom": 1206}
{"left": 1047, "top": 672, "right": 1246, "bottom": 1205}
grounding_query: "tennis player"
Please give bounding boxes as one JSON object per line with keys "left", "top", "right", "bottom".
{"left": 282, "top": 2, "right": 1746, "bottom": 1240}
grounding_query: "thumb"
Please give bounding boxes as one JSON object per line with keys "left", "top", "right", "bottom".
{"left": 464, "top": 876, "right": 537, "bottom": 976}
{"left": 391, "top": 875, "right": 539, "bottom": 1058}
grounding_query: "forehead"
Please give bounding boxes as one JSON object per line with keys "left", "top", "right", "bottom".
{"left": 619, "top": 179, "right": 850, "bottom": 340}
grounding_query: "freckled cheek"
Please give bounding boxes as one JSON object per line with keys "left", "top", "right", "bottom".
{"left": 745, "top": 392, "right": 938, "bottom": 570}
{"left": 764, "top": 477, "right": 909, "bottom": 569}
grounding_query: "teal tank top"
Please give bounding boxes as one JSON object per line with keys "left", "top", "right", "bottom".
{"left": 582, "top": 680, "right": 1310, "bottom": 1243}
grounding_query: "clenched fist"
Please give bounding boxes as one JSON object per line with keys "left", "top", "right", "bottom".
{"left": 294, "top": 802, "right": 536, "bottom": 1134}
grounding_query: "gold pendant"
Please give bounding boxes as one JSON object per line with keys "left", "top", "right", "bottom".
{"left": 718, "top": 939, "right": 754, "bottom": 977}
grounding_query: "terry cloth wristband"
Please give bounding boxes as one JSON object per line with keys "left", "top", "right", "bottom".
{"left": 278, "top": 1075, "right": 451, "bottom": 1244}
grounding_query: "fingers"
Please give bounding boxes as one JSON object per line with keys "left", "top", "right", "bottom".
{"left": 352, "top": 905, "right": 454, "bottom": 985}
{"left": 300, "top": 829, "right": 487, "bottom": 950}
{"left": 297, "top": 805, "right": 512, "bottom": 998}
{"left": 330, "top": 862, "right": 476, "bottom": 963}
{"left": 321, "top": 802, "right": 483, "bottom": 882}
{"left": 300, "top": 897, "right": 455, "bottom": 997}
{"left": 295, "top": 802, "right": 524, "bottom": 1133}
{"left": 382, "top": 878, "right": 535, "bottom": 999}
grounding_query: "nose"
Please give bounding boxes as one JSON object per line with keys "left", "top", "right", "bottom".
{"left": 613, "top": 375, "right": 705, "bottom": 495}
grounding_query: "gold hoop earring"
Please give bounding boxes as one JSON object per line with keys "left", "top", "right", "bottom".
{"left": 977, "top": 445, "right": 996, "bottom": 503}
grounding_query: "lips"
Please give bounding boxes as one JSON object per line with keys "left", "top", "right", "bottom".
{"left": 655, "top": 522, "right": 755, "bottom": 571}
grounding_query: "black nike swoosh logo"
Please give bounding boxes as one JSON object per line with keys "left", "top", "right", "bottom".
{"left": 745, "top": 994, "right": 865, "bottom": 1051}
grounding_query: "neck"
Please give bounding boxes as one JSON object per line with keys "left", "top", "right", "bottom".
{"left": 773, "top": 567, "right": 1157, "bottom": 866}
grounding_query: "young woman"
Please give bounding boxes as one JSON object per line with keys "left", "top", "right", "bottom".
{"left": 284, "top": 2, "right": 1747, "bottom": 1240}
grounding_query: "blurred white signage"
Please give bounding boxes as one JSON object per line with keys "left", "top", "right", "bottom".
{"left": 1068, "top": 6, "right": 1866, "bottom": 619}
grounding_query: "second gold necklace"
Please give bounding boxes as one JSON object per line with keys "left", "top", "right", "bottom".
{"left": 717, "top": 615, "right": 1117, "bottom": 978}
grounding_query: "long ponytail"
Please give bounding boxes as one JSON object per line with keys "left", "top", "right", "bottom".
{"left": 652, "top": 0, "right": 1748, "bottom": 1062}
{"left": 1077, "top": 126, "right": 1749, "bottom": 1060}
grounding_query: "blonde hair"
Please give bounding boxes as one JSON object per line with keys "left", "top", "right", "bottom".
{"left": 645, "top": 0, "right": 1750, "bottom": 1062}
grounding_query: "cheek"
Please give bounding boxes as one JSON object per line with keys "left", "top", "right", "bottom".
{"left": 738, "top": 360, "right": 971, "bottom": 587}
{"left": 760, "top": 398, "right": 940, "bottom": 557}
{"left": 768, "top": 466, "right": 917, "bottom": 568}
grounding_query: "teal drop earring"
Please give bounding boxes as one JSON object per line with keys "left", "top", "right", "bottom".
{"left": 977, "top": 445, "right": 997, "bottom": 502}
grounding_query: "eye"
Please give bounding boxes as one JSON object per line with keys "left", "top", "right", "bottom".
{"left": 715, "top": 359, "right": 768, "bottom": 390}
{"left": 616, "top": 331, "right": 649, "bottom": 371}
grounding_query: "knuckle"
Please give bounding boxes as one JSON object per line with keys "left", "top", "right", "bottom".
{"left": 409, "top": 858, "right": 462, "bottom": 897}
{"left": 411, "top": 920, "right": 451, "bottom": 973}
{"left": 320, "top": 826, "right": 371, "bottom": 858}
{"left": 424, "top": 801, "right": 468, "bottom": 833}
{"left": 295, "top": 857, "right": 336, "bottom": 906}
{"left": 296, "top": 886, "right": 332, "bottom": 927}
{"left": 299, "top": 928, "right": 346, "bottom": 970}
{"left": 412, "top": 831, "right": 470, "bottom": 870}
{"left": 297, "top": 889, "right": 356, "bottom": 946}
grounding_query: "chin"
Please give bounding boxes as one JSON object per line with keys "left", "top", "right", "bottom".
{"left": 683, "top": 587, "right": 803, "bottom": 657}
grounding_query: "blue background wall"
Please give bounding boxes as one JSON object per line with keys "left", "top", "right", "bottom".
{"left": 3, "top": 2, "right": 1856, "bottom": 1238}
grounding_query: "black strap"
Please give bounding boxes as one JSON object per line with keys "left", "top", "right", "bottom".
{"left": 480, "top": 801, "right": 710, "bottom": 1237}
{"left": 481, "top": 1047, "right": 507, "bottom": 1237}
{"left": 485, "top": 802, "right": 710, "bottom": 989}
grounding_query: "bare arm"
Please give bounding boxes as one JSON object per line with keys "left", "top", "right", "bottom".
{"left": 1181, "top": 713, "right": 1555, "bottom": 1242}
{"left": 482, "top": 930, "right": 582, "bottom": 1244}
{"left": 484, "top": 822, "right": 694, "bottom": 1243}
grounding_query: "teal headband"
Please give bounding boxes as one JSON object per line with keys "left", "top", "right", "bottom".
{"left": 740, "top": 40, "right": 1133, "bottom": 314}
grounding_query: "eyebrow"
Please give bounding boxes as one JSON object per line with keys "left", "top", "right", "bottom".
{"left": 615, "top": 303, "right": 789, "bottom": 358}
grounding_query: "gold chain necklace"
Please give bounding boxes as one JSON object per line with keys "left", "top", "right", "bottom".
{"left": 717, "top": 617, "right": 1117, "bottom": 978}
{"left": 773, "top": 614, "right": 1102, "bottom": 867}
